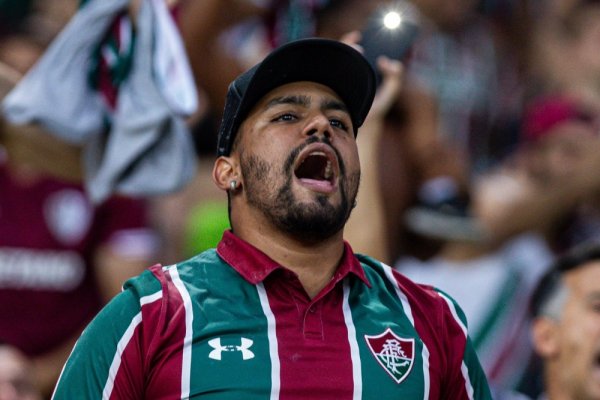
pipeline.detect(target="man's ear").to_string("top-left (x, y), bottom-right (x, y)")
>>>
top-left (213, 156), bottom-right (240, 192)
top-left (531, 317), bottom-right (560, 358)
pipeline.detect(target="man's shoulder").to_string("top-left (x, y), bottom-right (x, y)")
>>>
top-left (354, 253), bottom-right (473, 356)
top-left (355, 253), bottom-right (441, 297)
top-left (355, 253), bottom-right (457, 317)
top-left (122, 248), bottom-right (230, 294)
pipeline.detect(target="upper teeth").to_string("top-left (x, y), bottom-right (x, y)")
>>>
top-left (303, 151), bottom-right (334, 181)
top-left (325, 161), bottom-right (332, 180)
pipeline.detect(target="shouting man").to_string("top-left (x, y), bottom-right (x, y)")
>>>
top-left (52, 38), bottom-right (491, 399)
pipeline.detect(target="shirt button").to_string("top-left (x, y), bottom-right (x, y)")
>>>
top-left (309, 306), bottom-right (316, 313)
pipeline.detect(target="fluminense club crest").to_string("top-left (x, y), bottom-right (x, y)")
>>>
top-left (365, 328), bottom-right (415, 384)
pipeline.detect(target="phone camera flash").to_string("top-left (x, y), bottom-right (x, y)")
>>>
top-left (383, 11), bottom-right (402, 30)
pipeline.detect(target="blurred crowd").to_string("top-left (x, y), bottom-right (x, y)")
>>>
top-left (1, 0), bottom-right (600, 398)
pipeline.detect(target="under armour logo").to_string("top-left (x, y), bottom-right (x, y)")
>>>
top-left (208, 337), bottom-right (255, 360)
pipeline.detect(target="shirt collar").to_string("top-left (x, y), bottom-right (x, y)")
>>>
top-left (216, 230), bottom-right (370, 286)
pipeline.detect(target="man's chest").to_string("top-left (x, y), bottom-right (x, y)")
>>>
top-left (145, 276), bottom-right (439, 399)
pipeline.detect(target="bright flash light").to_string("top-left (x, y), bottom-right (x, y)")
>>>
top-left (383, 11), bottom-right (402, 30)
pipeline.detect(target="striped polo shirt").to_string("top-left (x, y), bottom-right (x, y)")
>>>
top-left (52, 231), bottom-right (491, 399)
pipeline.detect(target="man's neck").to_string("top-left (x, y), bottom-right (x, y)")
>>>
top-left (232, 212), bottom-right (346, 299)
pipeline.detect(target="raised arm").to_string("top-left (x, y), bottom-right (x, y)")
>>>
top-left (345, 50), bottom-right (403, 263)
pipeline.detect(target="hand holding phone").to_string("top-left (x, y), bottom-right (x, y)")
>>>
top-left (360, 2), bottom-right (420, 83)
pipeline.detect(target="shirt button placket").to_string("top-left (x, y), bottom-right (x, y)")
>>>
top-left (303, 302), bottom-right (323, 339)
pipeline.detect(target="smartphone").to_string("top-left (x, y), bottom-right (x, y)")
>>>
top-left (360, 2), bottom-right (420, 83)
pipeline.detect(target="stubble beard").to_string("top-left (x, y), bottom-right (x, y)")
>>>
top-left (241, 138), bottom-right (360, 244)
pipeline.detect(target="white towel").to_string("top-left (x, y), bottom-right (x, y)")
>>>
top-left (2, 0), bottom-right (198, 203)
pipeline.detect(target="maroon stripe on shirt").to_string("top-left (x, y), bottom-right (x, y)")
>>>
top-left (141, 265), bottom-right (188, 399)
top-left (390, 269), bottom-right (465, 399)
top-left (438, 295), bottom-right (471, 399)
top-left (264, 271), bottom-right (355, 400)
top-left (109, 320), bottom-right (145, 399)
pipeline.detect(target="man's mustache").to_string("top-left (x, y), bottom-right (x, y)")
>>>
top-left (283, 136), bottom-right (346, 176)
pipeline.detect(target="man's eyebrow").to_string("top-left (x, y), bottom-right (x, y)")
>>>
top-left (264, 95), bottom-right (311, 110)
top-left (263, 95), bottom-right (348, 114)
top-left (321, 98), bottom-right (349, 114)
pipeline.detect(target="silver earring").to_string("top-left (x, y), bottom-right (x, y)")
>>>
top-left (229, 180), bottom-right (238, 191)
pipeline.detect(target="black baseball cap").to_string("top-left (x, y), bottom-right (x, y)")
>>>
top-left (216, 38), bottom-right (377, 156)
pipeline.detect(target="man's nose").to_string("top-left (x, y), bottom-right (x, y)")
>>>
top-left (304, 114), bottom-right (332, 139)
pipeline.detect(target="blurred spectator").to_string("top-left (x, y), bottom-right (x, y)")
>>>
top-left (0, 344), bottom-right (41, 400)
top-left (529, 242), bottom-right (600, 400)
top-left (371, 0), bottom-right (527, 261)
top-left (466, 94), bottom-right (600, 397)
top-left (528, 0), bottom-right (600, 113)
top-left (395, 233), bottom-right (553, 398)
top-left (344, 20), bottom-right (548, 397)
top-left (178, 0), bottom-right (271, 153)
top-left (474, 96), bottom-right (600, 253)
top-left (0, 10), bottom-right (157, 395)
top-left (350, 0), bottom-right (600, 397)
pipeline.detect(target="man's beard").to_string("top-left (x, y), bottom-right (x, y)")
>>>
top-left (240, 137), bottom-right (360, 243)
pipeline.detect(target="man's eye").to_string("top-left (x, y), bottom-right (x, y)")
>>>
top-left (273, 113), bottom-right (297, 122)
top-left (330, 119), bottom-right (348, 131)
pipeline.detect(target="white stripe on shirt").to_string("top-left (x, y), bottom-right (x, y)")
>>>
top-left (381, 262), bottom-right (431, 400)
top-left (343, 281), bottom-right (362, 400)
top-left (257, 282), bottom-right (280, 400)
top-left (438, 292), bottom-right (468, 336)
top-left (381, 262), bottom-right (415, 326)
top-left (422, 345), bottom-right (431, 400)
top-left (101, 289), bottom-right (163, 399)
top-left (169, 266), bottom-right (194, 399)
top-left (102, 312), bottom-right (143, 399)
top-left (140, 290), bottom-right (163, 306)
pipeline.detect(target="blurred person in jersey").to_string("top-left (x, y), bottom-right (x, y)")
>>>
top-left (0, 60), bottom-right (156, 396)
top-left (52, 37), bottom-right (492, 398)
top-left (529, 242), bottom-right (600, 400)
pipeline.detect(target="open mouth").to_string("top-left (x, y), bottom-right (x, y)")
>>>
top-left (294, 145), bottom-right (338, 192)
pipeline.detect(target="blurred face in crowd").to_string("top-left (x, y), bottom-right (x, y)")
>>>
top-left (532, 261), bottom-right (600, 400)
top-left (527, 120), bottom-right (597, 183)
top-left (232, 81), bottom-right (361, 242)
top-left (0, 346), bottom-right (40, 400)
